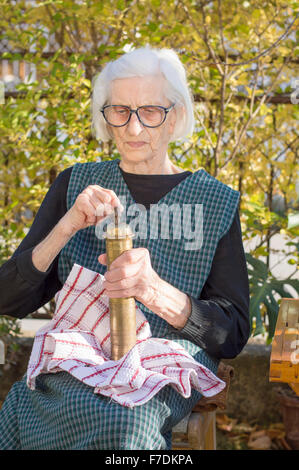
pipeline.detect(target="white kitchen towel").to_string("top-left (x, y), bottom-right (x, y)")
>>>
top-left (27, 264), bottom-right (225, 408)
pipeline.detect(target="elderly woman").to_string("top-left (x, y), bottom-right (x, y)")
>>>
top-left (0, 46), bottom-right (250, 450)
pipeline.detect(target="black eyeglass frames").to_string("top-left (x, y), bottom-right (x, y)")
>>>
top-left (100, 103), bottom-right (175, 128)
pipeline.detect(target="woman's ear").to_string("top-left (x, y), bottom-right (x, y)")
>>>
top-left (168, 106), bottom-right (177, 136)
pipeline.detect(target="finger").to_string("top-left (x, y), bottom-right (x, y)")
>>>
top-left (76, 193), bottom-right (99, 224)
top-left (109, 248), bottom-right (147, 270)
top-left (95, 202), bottom-right (115, 218)
top-left (83, 188), bottom-right (112, 216)
top-left (76, 191), bottom-right (104, 225)
top-left (104, 260), bottom-right (141, 282)
top-left (103, 287), bottom-right (136, 299)
top-left (98, 253), bottom-right (107, 265)
top-left (103, 267), bottom-right (143, 291)
top-left (101, 188), bottom-right (123, 209)
top-left (91, 186), bottom-right (124, 210)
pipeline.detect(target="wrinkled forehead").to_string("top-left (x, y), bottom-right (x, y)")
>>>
top-left (109, 74), bottom-right (169, 106)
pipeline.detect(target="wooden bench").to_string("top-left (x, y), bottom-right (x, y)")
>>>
top-left (269, 298), bottom-right (299, 397)
top-left (172, 409), bottom-right (217, 450)
top-left (269, 298), bottom-right (299, 449)
top-left (172, 362), bottom-right (234, 450)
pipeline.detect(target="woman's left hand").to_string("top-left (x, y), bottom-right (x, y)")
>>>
top-left (98, 247), bottom-right (161, 305)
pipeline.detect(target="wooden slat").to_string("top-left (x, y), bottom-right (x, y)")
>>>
top-left (203, 412), bottom-right (216, 450)
top-left (286, 299), bottom-right (299, 327)
top-left (186, 411), bottom-right (216, 450)
top-left (282, 299), bottom-right (299, 363)
top-left (282, 330), bottom-right (298, 362)
top-left (269, 362), bottom-right (295, 382)
top-left (270, 328), bottom-right (284, 362)
top-left (279, 299), bottom-right (290, 325)
top-left (187, 412), bottom-right (206, 449)
top-left (289, 383), bottom-right (299, 397)
top-left (269, 298), bottom-right (299, 385)
top-left (269, 362), bottom-right (282, 380)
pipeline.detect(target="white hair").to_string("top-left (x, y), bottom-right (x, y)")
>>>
top-left (91, 46), bottom-right (194, 142)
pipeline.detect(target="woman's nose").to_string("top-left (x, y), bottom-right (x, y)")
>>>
top-left (127, 112), bottom-right (144, 135)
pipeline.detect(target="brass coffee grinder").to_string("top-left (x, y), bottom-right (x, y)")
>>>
top-left (104, 207), bottom-right (136, 360)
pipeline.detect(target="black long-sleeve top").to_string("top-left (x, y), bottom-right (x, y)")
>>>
top-left (0, 165), bottom-right (250, 359)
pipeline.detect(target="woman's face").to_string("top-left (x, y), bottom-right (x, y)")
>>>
top-left (107, 74), bottom-right (176, 171)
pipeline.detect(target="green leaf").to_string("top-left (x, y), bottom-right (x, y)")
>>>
top-left (246, 253), bottom-right (299, 341)
top-left (252, 9), bottom-right (261, 19)
top-left (82, 78), bottom-right (91, 89)
top-left (147, 21), bottom-right (158, 32)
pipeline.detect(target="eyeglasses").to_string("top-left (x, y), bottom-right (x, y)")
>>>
top-left (101, 104), bottom-right (175, 128)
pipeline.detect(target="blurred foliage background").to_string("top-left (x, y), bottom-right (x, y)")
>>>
top-left (0, 0), bottom-right (298, 350)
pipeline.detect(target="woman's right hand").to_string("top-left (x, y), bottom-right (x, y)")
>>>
top-left (59, 185), bottom-right (124, 237)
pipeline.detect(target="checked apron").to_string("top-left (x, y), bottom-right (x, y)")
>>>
top-left (0, 158), bottom-right (240, 450)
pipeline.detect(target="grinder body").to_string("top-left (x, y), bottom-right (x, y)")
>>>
top-left (105, 225), bottom-right (136, 360)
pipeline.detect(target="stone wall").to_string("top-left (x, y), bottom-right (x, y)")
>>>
top-left (222, 342), bottom-right (287, 425)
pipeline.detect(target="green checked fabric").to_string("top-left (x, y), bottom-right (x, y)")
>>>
top-left (58, 158), bottom-right (240, 349)
top-left (0, 356), bottom-right (216, 450)
top-left (0, 158), bottom-right (240, 450)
